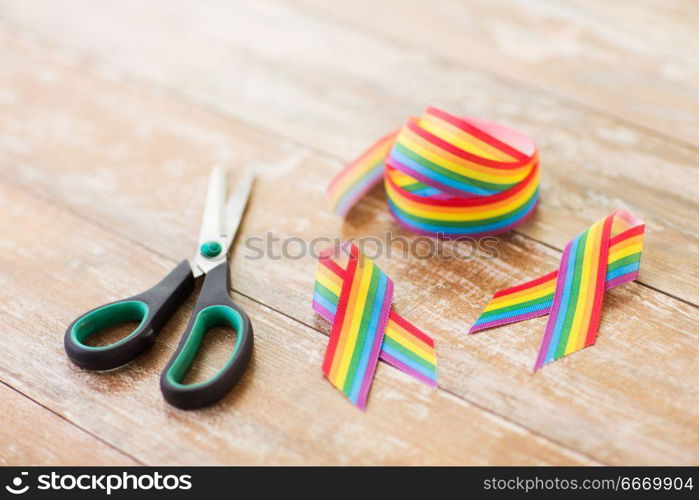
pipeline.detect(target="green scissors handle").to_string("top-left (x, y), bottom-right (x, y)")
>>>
top-left (160, 261), bottom-right (253, 409)
top-left (64, 260), bottom-right (253, 410)
top-left (64, 260), bottom-right (194, 371)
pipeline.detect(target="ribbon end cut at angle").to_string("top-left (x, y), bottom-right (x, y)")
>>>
top-left (327, 107), bottom-right (539, 237)
top-left (313, 243), bottom-right (438, 409)
top-left (470, 210), bottom-right (645, 370)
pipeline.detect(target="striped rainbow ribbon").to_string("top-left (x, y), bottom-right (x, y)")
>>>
top-left (327, 107), bottom-right (539, 237)
top-left (313, 243), bottom-right (438, 408)
top-left (470, 210), bottom-right (644, 370)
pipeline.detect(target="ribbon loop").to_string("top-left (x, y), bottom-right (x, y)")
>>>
top-left (313, 243), bottom-right (438, 408)
top-left (328, 107), bottom-right (539, 237)
top-left (470, 210), bottom-right (645, 370)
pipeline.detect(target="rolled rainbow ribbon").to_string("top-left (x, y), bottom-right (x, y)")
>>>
top-left (327, 107), bottom-right (539, 237)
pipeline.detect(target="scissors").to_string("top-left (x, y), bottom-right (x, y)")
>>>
top-left (64, 166), bottom-right (254, 410)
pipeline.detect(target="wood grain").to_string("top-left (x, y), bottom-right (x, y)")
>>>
top-left (0, 182), bottom-right (590, 465)
top-left (295, 0), bottom-right (699, 145)
top-left (0, 383), bottom-right (137, 465)
top-left (0, 27), bottom-right (696, 464)
top-left (0, 0), bottom-right (696, 303)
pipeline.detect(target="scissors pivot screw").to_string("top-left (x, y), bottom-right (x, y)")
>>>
top-left (200, 241), bottom-right (222, 258)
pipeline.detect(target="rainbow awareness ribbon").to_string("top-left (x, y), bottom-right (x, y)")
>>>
top-left (313, 243), bottom-right (438, 408)
top-left (470, 210), bottom-right (645, 370)
top-left (327, 107), bottom-right (539, 237)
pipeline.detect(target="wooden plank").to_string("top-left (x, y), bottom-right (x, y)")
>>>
top-left (0, 383), bottom-right (138, 465)
top-left (0, 27), bottom-right (697, 464)
top-left (0, 182), bottom-right (589, 465)
top-left (294, 0), bottom-right (699, 145)
top-left (0, 1), bottom-right (696, 303)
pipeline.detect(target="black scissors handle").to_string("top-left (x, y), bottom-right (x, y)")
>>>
top-left (64, 260), bottom-right (195, 371)
top-left (160, 261), bottom-right (253, 410)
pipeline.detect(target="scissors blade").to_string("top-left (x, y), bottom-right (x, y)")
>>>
top-left (192, 165), bottom-right (228, 277)
top-left (221, 167), bottom-right (255, 251)
top-left (191, 166), bottom-right (254, 277)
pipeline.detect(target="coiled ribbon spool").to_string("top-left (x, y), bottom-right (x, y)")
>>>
top-left (328, 107), bottom-right (539, 237)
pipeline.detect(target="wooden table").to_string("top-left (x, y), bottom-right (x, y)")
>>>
top-left (0, 0), bottom-right (697, 465)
